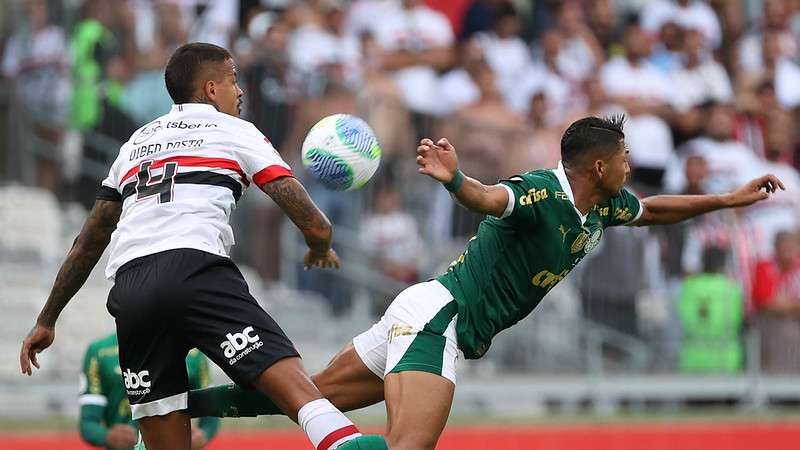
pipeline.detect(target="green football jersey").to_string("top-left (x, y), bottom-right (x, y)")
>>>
top-left (79, 333), bottom-right (214, 449)
top-left (436, 164), bottom-right (642, 359)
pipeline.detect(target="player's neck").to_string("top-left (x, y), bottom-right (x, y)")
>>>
top-left (188, 95), bottom-right (220, 112)
top-left (565, 171), bottom-right (604, 216)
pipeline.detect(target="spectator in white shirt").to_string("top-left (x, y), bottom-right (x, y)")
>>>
top-left (287, 1), bottom-right (362, 97)
top-left (2, 0), bottom-right (70, 125)
top-left (364, 0), bottom-right (456, 116)
top-left (474, 3), bottom-right (531, 106)
top-left (362, 187), bottom-right (424, 313)
top-left (438, 39), bottom-right (485, 115)
top-left (553, 0), bottom-right (604, 82)
top-left (181, 0), bottom-right (239, 49)
top-left (664, 103), bottom-right (763, 195)
top-left (640, 0), bottom-right (722, 49)
top-left (745, 110), bottom-right (800, 257)
top-left (344, 0), bottom-right (399, 37)
top-left (670, 28), bottom-right (734, 111)
top-left (600, 24), bottom-right (671, 110)
top-left (517, 29), bottom-right (582, 122)
top-left (649, 21), bottom-right (685, 74)
top-left (599, 24), bottom-right (675, 189)
top-left (738, 31), bottom-right (800, 109)
top-left (737, 0), bottom-right (798, 74)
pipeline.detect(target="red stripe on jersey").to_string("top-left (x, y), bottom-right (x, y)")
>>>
top-left (253, 165), bottom-right (293, 186)
top-left (317, 425), bottom-right (360, 450)
top-left (121, 156), bottom-right (249, 186)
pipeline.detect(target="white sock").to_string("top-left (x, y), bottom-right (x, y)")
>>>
top-left (297, 398), bottom-right (362, 450)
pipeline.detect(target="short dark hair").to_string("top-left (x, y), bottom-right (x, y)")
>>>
top-left (560, 115), bottom-right (626, 165)
top-left (165, 43), bottom-right (232, 104)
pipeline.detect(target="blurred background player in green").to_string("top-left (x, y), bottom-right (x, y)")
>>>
top-left (79, 333), bottom-right (219, 449)
top-left (678, 246), bottom-right (744, 373)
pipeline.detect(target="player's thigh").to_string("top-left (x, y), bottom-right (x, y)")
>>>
top-left (138, 410), bottom-right (191, 450)
top-left (384, 371), bottom-right (455, 450)
top-left (108, 251), bottom-right (193, 421)
top-left (176, 254), bottom-right (310, 412)
top-left (353, 280), bottom-right (459, 383)
top-left (312, 343), bottom-right (385, 412)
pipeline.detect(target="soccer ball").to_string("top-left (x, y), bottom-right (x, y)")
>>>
top-left (301, 114), bottom-right (381, 191)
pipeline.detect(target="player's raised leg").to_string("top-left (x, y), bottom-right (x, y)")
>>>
top-left (313, 343), bottom-right (386, 412)
top-left (383, 371), bottom-right (454, 450)
top-left (252, 356), bottom-right (364, 450)
top-left (339, 279), bottom-right (460, 450)
top-left (180, 249), bottom-right (364, 450)
top-left (187, 343), bottom-right (385, 418)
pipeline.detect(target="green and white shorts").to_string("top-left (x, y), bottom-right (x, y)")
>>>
top-left (353, 280), bottom-right (460, 384)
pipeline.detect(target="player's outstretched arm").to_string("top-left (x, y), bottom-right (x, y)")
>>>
top-left (20, 199), bottom-right (121, 375)
top-left (632, 174), bottom-right (785, 226)
top-left (260, 176), bottom-right (340, 270)
top-left (417, 138), bottom-right (509, 217)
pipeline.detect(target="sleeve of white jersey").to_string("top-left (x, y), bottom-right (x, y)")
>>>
top-left (96, 153), bottom-right (124, 202)
top-left (235, 124), bottom-right (294, 187)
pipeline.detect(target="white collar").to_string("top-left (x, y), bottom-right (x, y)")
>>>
top-left (170, 103), bottom-right (217, 113)
top-left (553, 160), bottom-right (588, 224)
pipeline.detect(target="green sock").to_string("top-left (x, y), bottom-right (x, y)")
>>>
top-left (187, 383), bottom-right (285, 418)
top-left (337, 435), bottom-right (388, 450)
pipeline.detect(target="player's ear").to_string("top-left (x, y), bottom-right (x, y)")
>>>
top-left (594, 159), bottom-right (605, 179)
top-left (203, 79), bottom-right (217, 101)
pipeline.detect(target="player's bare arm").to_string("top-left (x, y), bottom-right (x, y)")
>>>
top-left (417, 138), bottom-right (509, 217)
top-left (260, 176), bottom-right (340, 270)
top-left (632, 174), bottom-right (785, 226)
top-left (20, 199), bottom-right (121, 375)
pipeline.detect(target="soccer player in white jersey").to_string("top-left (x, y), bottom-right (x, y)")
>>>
top-left (20, 43), bottom-right (364, 450)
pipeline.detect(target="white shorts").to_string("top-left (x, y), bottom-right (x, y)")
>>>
top-left (353, 280), bottom-right (460, 384)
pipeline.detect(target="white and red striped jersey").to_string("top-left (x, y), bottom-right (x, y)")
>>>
top-left (97, 103), bottom-right (292, 279)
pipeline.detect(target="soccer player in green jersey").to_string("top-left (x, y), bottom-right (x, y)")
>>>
top-left (185, 116), bottom-right (784, 450)
top-left (79, 333), bottom-right (219, 449)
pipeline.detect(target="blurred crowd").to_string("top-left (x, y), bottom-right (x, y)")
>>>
top-left (1, 0), bottom-right (800, 373)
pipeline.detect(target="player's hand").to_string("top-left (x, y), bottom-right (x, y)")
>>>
top-left (20, 323), bottom-right (55, 376)
top-left (191, 426), bottom-right (208, 449)
top-left (106, 424), bottom-right (138, 449)
top-left (725, 174), bottom-right (785, 207)
top-left (304, 249), bottom-right (341, 270)
top-left (416, 138), bottom-right (459, 183)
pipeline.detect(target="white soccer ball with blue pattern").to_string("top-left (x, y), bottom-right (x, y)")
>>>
top-left (301, 114), bottom-right (381, 191)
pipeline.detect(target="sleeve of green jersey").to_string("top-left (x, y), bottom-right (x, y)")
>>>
top-left (187, 349), bottom-right (221, 441)
top-left (78, 342), bottom-right (109, 446)
top-left (597, 187), bottom-right (643, 228)
top-left (498, 172), bottom-right (540, 226)
top-left (79, 341), bottom-right (107, 407)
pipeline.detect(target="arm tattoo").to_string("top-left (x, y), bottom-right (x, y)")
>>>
top-left (260, 177), bottom-right (332, 253)
top-left (37, 200), bottom-right (121, 327)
